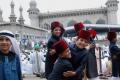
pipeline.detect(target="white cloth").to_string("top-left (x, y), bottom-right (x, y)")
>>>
top-left (0, 30), bottom-right (20, 56)
top-left (21, 59), bottom-right (33, 74)
top-left (101, 58), bottom-right (108, 73)
top-left (8, 36), bottom-right (20, 56)
top-left (30, 50), bottom-right (45, 74)
top-left (95, 48), bottom-right (100, 74)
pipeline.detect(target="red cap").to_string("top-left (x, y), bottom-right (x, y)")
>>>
top-left (74, 22), bottom-right (84, 33)
top-left (77, 30), bottom-right (90, 42)
top-left (88, 29), bottom-right (97, 39)
top-left (52, 39), bottom-right (68, 54)
top-left (51, 21), bottom-right (63, 30)
top-left (107, 31), bottom-right (117, 41)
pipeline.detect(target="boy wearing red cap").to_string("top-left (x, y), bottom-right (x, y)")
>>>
top-left (48, 40), bottom-right (75, 80)
top-left (74, 22), bottom-right (84, 36)
top-left (63, 30), bottom-right (90, 80)
top-left (107, 31), bottom-right (120, 80)
top-left (85, 29), bottom-right (100, 80)
top-left (73, 22), bottom-right (85, 42)
top-left (45, 21), bottom-right (65, 78)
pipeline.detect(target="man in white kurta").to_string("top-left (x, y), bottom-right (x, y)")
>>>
top-left (30, 44), bottom-right (45, 76)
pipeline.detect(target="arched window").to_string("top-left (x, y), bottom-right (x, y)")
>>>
top-left (96, 19), bottom-right (106, 24)
top-left (83, 20), bottom-right (92, 24)
top-left (44, 23), bottom-right (50, 30)
top-left (67, 20), bottom-right (77, 26)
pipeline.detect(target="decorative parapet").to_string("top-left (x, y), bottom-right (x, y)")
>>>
top-left (39, 7), bottom-right (107, 19)
top-left (0, 22), bottom-right (48, 32)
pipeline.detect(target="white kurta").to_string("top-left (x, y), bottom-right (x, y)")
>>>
top-left (30, 50), bottom-right (45, 75)
top-left (21, 58), bottom-right (33, 74)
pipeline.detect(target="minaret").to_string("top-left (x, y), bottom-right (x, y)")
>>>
top-left (9, 1), bottom-right (17, 23)
top-left (0, 8), bottom-right (3, 22)
top-left (27, 0), bottom-right (39, 28)
top-left (106, 0), bottom-right (119, 24)
top-left (18, 6), bottom-right (24, 25)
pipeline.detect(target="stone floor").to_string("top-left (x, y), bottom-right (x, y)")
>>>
top-left (23, 75), bottom-right (111, 80)
top-left (23, 75), bottom-right (46, 80)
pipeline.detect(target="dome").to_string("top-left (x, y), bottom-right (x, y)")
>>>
top-left (30, 0), bottom-right (36, 7)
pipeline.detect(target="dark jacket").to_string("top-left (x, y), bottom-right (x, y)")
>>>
top-left (69, 43), bottom-right (88, 80)
top-left (86, 47), bottom-right (98, 78)
top-left (109, 42), bottom-right (120, 77)
top-left (0, 51), bottom-right (22, 80)
top-left (48, 57), bottom-right (76, 80)
top-left (45, 35), bottom-right (61, 78)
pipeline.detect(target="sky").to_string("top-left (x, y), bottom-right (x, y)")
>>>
top-left (0, 0), bottom-right (120, 25)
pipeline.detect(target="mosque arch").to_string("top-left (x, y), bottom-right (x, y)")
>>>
top-left (67, 20), bottom-right (77, 26)
top-left (96, 19), bottom-right (106, 24)
top-left (44, 23), bottom-right (50, 30)
top-left (83, 20), bottom-right (92, 24)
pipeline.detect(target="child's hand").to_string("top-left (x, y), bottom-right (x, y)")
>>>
top-left (85, 44), bottom-right (90, 50)
top-left (63, 71), bottom-right (76, 77)
top-left (49, 49), bottom-right (56, 55)
top-left (90, 44), bottom-right (95, 48)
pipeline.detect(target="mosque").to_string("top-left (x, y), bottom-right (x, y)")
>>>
top-left (27, 0), bottom-right (119, 31)
top-left (0, 1), bottom-right (48, 48)
top-left (0, 0), bottom-right (119, 47)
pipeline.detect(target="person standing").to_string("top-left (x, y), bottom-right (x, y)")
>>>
top-left (74, 22), bottom-right (85, 36)
top-left (0, 30), bottom-right (22, 80)
top-left (63, 30), bottom-right (90, 80)
top-left (107, 31), bottom-right (120, 80)
top-left (85, 29), bottom-right (99, 80)
top-left (72, 22), bottom-right (85, 43)
top-left (30, 43), bottom-right (45, 77)
top-left (48, 39), bottom-right (75, 80)
top-left (45, 21), bottom-right (65, 78)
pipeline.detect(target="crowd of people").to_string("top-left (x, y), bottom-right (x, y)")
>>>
top-left (0, 21), bottom-right (120, 80)
top-left (45, 21), bottom-right (120, 80)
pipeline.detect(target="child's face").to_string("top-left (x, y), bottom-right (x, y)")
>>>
top-left (61, 48), bottom-right (71, 58)
top-left (0, 36), bottom-right (11, 53)
top-left (76, 38), bottom-right (89, 49)
top-left (52, 27), bottom-right (62, 37)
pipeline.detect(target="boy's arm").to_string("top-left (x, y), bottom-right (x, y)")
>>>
top-left (63, 54), bottom-right (88, 77)
top-left (111, 46), bottom-right (120, 55)
top-left (48, 61), bottom-right (65, 80)
top-left (75, 54), bottom-right (88, 76)
top-left (47, 41), bottom-right (56, 56)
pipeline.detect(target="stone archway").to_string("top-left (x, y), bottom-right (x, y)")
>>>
top-left (44, 23), bottom-right (50, 30)
top-left (96, 19), bottom-right (106, 24)
top-left (67, 20), bottom-right (77, 26)
top-left (84, 20), bottom-right (92, 24)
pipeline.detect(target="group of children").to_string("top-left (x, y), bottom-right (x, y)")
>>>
top-left (45, 21), bottom-right (97, 80)
top-left (0, 21), bottom-right (119, 80)
top-left (45, 21), bottom-right (120, 80)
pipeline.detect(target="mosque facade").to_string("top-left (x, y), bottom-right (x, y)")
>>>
top-left (0, 0), bottom-right (119, 47)
top-left (27, 0), bottom-right (119, 31)
top-left (0, 1), bottom-right (48, 48)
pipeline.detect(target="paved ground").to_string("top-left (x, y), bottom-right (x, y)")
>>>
top-left (23, 75), bottom-right (111, 80)
top-left (23, 75), bottom-right (46, 80)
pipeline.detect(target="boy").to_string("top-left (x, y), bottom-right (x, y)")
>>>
top-left (86, 29), bottom-right (99, 80)
top-left (107, 31), bottom-right (120, 80)
top-left (63, 30), bottom-right (91, 80)
top-left (45, 21), bottom-right (65, 78)
top-left (48, 39), bottom-right (75, 80)
top-left (0, 30), bottom-right (22, 80)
